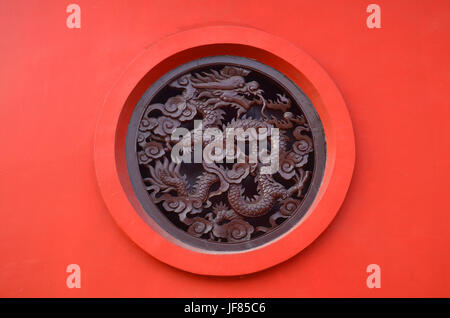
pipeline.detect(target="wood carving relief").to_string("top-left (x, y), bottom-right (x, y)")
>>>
top-left (126, 56), bottom-right (326, 250)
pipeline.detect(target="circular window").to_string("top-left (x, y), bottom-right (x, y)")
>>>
top-left (125, 56), bottom-right (326, 252)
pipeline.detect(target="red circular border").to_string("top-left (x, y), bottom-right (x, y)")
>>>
top-left (94, 26), bottom-right (355, 276)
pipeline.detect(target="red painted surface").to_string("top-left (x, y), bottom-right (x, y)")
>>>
top-left (0, 0), bottom-right (449, 297)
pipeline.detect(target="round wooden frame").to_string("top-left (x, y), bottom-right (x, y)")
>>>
top-left (94, 26), bottom-right (355, 276)
top-left (125, 55), bottom-right (327, 252)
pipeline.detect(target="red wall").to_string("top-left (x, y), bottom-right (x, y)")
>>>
top-left (0, 0), bottom-right (449, 297)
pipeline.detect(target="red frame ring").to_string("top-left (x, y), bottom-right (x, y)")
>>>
top-left (94, 26), bottom-right (355, 276)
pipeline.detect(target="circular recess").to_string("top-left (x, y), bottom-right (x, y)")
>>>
top-left (126, 56), bottom-right (326, 252)
top-left (94, 26), bottom-right (355, 276)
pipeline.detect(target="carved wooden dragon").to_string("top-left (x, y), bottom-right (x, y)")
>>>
top-left (136, 64), bottom-right (314, 243)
